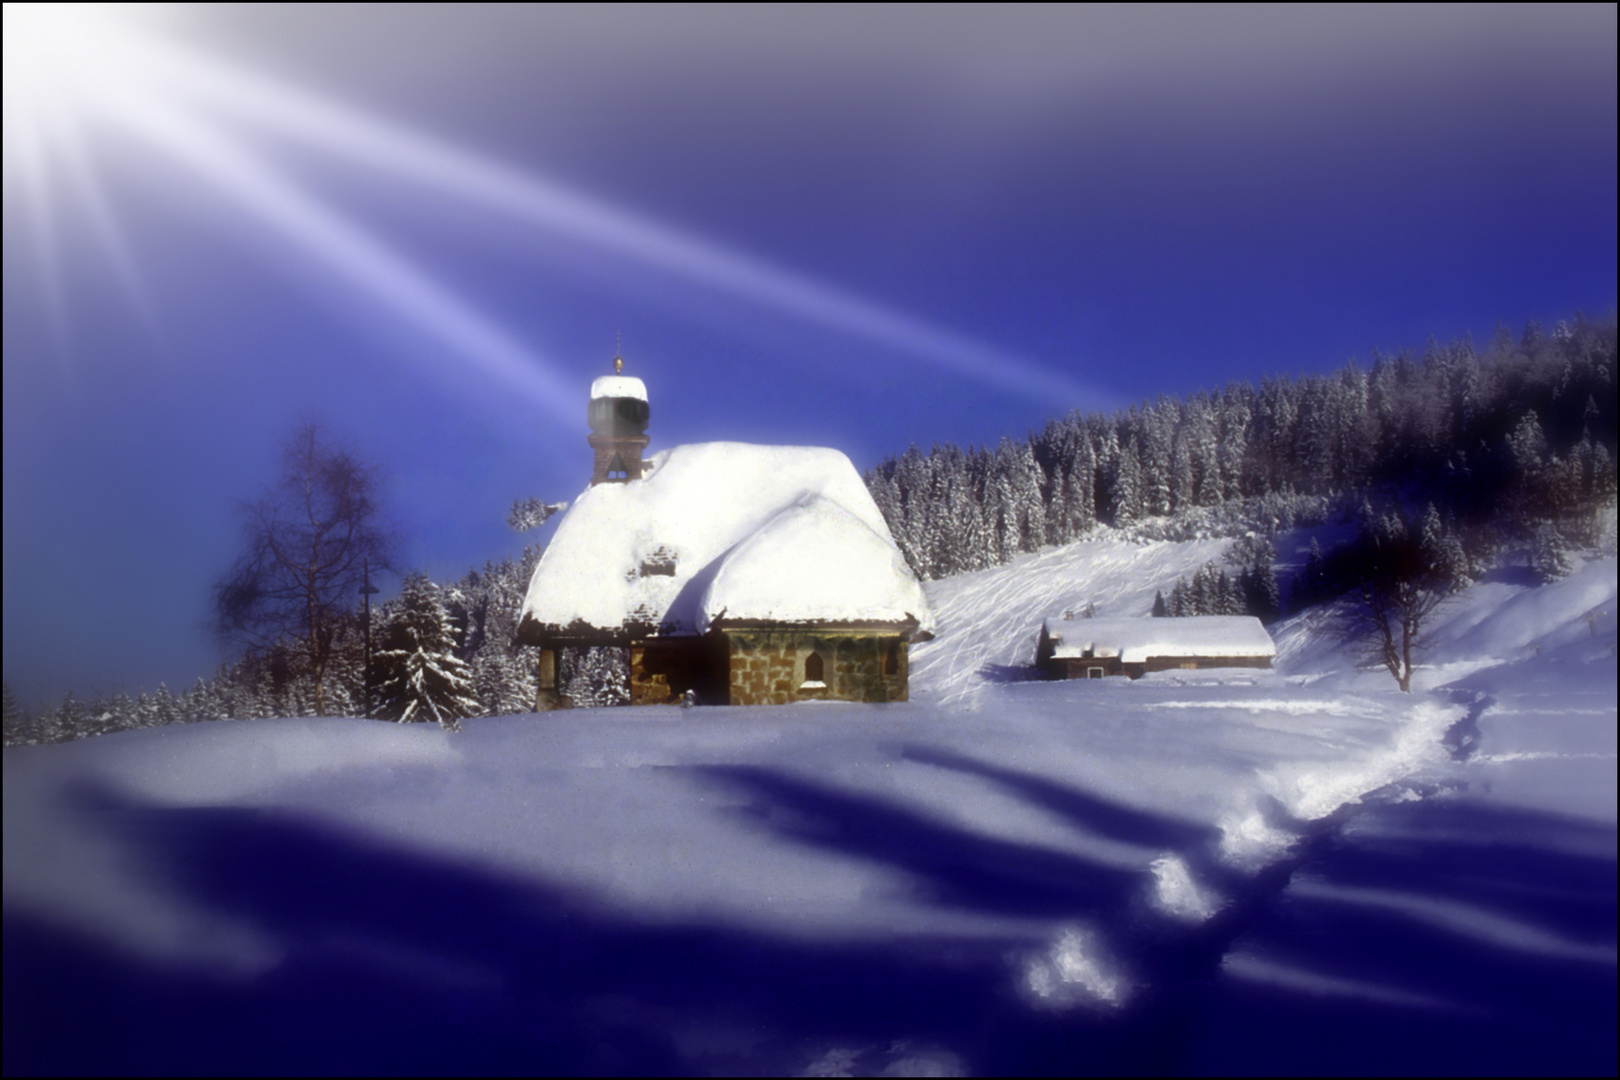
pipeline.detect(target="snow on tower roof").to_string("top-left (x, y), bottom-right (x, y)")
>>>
top-left (589, 375), bottom-right (648, 401)
top-left (519, 442), bottom-right (934, 641)
top-left (1042, 616), bottom-right (1275, 662)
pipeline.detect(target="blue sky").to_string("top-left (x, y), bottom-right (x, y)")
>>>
top-left (4, 4), bottom-right (1616, 708)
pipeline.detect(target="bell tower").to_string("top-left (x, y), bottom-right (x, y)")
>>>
top-left (587, 351), bottom-right (650, 485)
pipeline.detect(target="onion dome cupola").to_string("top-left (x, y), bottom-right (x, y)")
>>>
top-left (587, 352), bottom-right (651, 485)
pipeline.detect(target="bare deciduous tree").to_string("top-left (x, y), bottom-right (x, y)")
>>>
top-left (1353, 506), bottom-right (1462, 692)
top-left (214, 422), bottom-right (398, 714)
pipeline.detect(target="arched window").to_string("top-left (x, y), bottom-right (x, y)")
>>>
top-left (803, 651), bottom-right (824, 684)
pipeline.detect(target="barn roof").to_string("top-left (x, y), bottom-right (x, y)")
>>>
top-left (1042, 616), bottom-right (1275, 662)
top-left (518, 442), bottom-right (934, 642)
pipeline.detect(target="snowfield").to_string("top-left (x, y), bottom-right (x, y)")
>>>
top-left (5, 538), bottom-right (1615, 1075)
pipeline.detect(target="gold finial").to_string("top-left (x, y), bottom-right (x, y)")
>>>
top-left (613, 331), bottom-right (624, 374)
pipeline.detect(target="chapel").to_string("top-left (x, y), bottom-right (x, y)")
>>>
top-left (516, 355), bottom-right (934, 707)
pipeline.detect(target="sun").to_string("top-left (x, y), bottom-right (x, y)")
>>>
top-left (3, 4), bottom-right (151, 164)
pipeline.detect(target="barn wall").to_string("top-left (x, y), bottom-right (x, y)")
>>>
top-left (1046, 654), bottom-right (1271, 679)
top-left (1135, 655), bottom-right (1272, 676)
top-left (1048, 657), bottom-right (1123, 679)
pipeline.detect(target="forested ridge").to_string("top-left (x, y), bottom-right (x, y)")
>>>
top-left (866, 315), bottom-right (1616, 580)
top-left (5, 313), bottom-right (1615, 744)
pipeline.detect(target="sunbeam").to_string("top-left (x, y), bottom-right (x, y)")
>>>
top-left (5, 4), bottom-right (168, 359)
top-left (98, 87), bottom-right (578, 420)
top-left (149, 40), bottom-right (1103, 406)
top-left (7, 107), bottom-right (73, 358)
top-left (3, 5), bottom-right (1109, 409)
top-left (49, 113), bottom-right (167, 347)
top-left (4, 6), bottom-right (576, 418)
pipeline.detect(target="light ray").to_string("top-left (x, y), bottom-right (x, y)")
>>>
top-left (94, 84), bottom-right (576, 421)
top-left (6, 7), bottom-right (1113, 410)
top-left (48, 111), bottom-right (168, 347)
top-left (121, 30), bottom-right (1108, 407)
top-left (7, 102), bottom-right (74, 360)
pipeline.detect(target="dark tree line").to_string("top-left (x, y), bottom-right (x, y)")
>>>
top-left (865, 314), bottom-right (1616, 582)
top-left (3, 544), bottom-right (553, 746)
top-left (3, 534), bottom-right (641, 745)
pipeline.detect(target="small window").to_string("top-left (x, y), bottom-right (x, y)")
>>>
top-left (1087, 666), bottom-right (1104, 679)
top-left (638, 545), bottom-right (677, 577)
top-left (801, 651), bottom-right (825, 688)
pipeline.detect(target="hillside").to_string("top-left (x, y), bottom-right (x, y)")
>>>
top-left (5, 533), bottom-right (1614, 1074)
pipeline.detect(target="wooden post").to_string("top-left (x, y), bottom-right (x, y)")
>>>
top-left (535, 647), bottom-right (560, 711)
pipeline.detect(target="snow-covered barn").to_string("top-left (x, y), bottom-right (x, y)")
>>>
top-left (517, 359), bottom-right (934, 707)
top-left (1035, 615), bottom-right (1275, 679)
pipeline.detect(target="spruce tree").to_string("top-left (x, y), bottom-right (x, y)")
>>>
top-left (373, 574), bottom-right (481, 731)
top-left (2, 681), bottom-right (27, 746)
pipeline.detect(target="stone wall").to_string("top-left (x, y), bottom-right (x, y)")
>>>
top-left (724, 630), bottom-right (907, 706)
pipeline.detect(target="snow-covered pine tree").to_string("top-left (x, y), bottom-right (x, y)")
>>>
top-left (1013, 440), bottom-right (1047, 553)
top-left (1185, 399), bottom-right (1222, 507)
top-left (184, 677), bottom-right (227, 723)
top-left (1246, 556), bottom-right (1282, 623)
top-left (1109, 435), bottom-right (1144, 526)
top-left (1193, 562), bottom-right (1218, 614)
top-left (373, 573), bottom-right (481, 731)
top-left (38, 692), bottom-right (79, 744)
top-left (2, 681), bottom-right (28, 746)
top-left (1169, 427), bottom-right (1194, 514)
top-left (506, 496), bottom-right (566, 533)
top-left (561, 646), bottom-right (631, 707)
top-left (1420, 504), bottom-right (1472, 588)
top-left (1219, 390), bottom-right (1251, 501)
top-left (1143, 409), bottom-right (1175, 517)
top-left (1532, 523), bottom-right (1574, 582)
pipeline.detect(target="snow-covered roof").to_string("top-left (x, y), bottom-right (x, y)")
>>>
top-left (590, 375), bottom-right (648, 401)
top-left (519, 442), bottom-right (934, 640)
top-left (1042, 616), bottom-right (1275, 662)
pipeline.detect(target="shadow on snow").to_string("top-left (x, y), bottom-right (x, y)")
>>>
top-left (5, 756), bottom-right (1614, 1076)
top-left (1185, 795), bottom-right (1617, 1077)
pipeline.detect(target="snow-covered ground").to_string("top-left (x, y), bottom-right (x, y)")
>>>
top-left (5, 539), bottom-right (1615, 1075)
